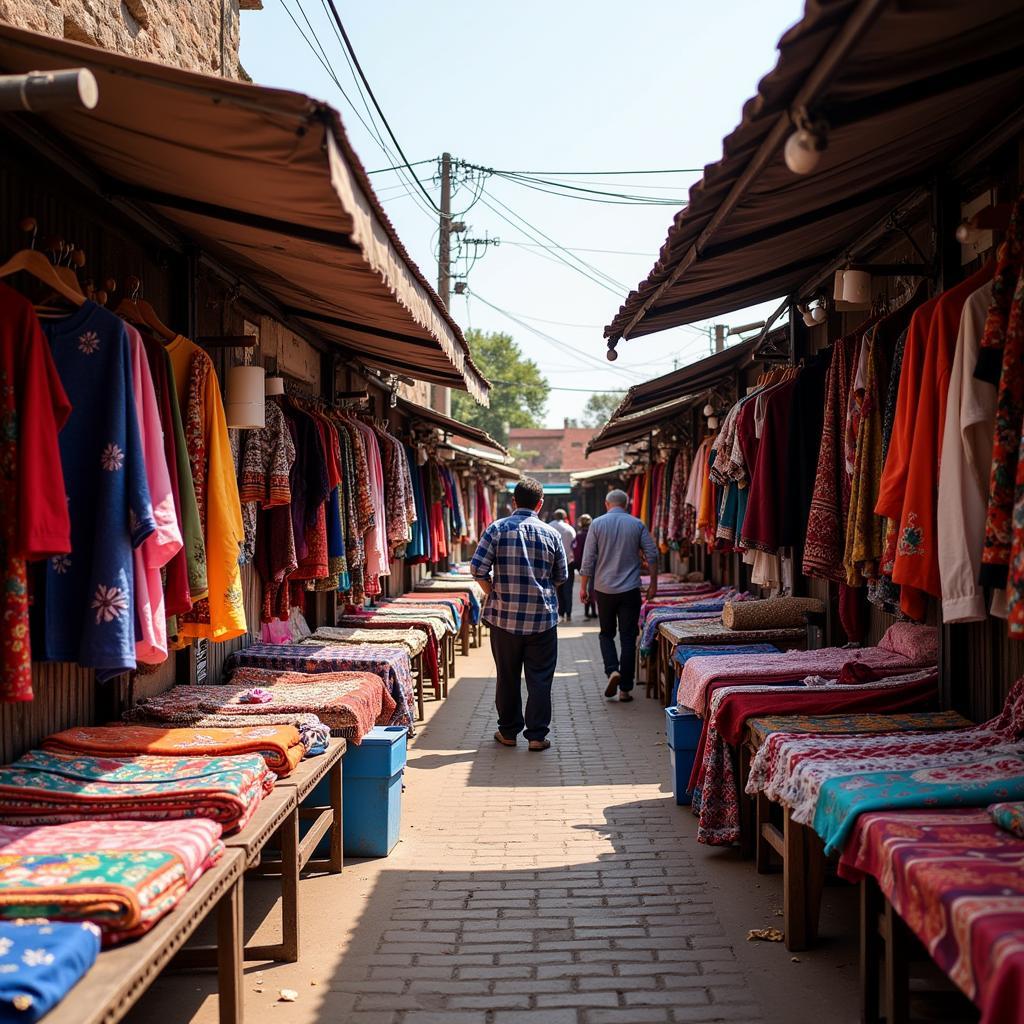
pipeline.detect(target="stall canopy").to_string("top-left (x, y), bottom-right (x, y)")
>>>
top-left (396, 398), bottom-right (509, 458)
top-left (604, 0), bottom-right (1024, 345)
top-left (569, 463), bottom-right (629, 485)
top-left (587, 393), bottom-right (699, 454)
top-left (0, 25), bottom-right (489, 403)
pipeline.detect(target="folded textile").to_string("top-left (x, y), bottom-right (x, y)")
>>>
top-left (0, 751), bottom-right (272, 834)
top-left (307, 627), bottom-right (427, 658)
top-left (722, 596), bottom-right (825, 631)
top-left (660, 620), bottom-right (807, 647)
top-left (131, 673), bottom-right (396, 745)
top-left (43, 724), bottom-right (306, 777)
top-left (330, 616), bottom-right (441, 682)
top-left (300, 721), bottom-right (331, 756)
top-left (413, 582), bottom-right (483, 623)
top-left (677, 623), bottom-right (939, 716)
top-left (126, 708), bottom-right (322, 733)
top-left (838, 809), bottom-right (1024, 1024)
top-left (238, 688), bottom-right (272, 704)
top-left (991, 801), bottom-right (1024, 839)
top-left (640, 598), bottom-right (741, 656)
top-left (690, 669), bottom-right (941, 846)
top-left (344, 608), bottom-right (456, 637)
top-left (673, 644), bottom-right (780, 670)
top-left (746, 709), bottom-right (972, 749)
top-left (0, 919), bottom-right (100, 1020)
top-left (0, 819), bottom-right (224, 945)
top-left (224, 644), bottom-right (415, 730)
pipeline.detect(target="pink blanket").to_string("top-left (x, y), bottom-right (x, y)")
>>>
top-left (677, 623), bottom-right (938, 716)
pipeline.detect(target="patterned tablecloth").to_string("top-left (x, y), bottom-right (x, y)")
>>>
top-left (660, 619), bottom-right (807, 649)
top-left (839, 808), bottom-right (1024, 1024)
top-left (225, 643), bottom-right (415, 729)
top-left (305, 627), bottom-right (427, 658)
top-left (415, 579), bottom-right (483, 622)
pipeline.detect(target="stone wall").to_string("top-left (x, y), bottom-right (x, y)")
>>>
top-left (0, 0), bottom-right (255, 77)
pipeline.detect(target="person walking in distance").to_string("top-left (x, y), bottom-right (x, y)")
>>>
top-left (549, 508), bottom-right (576, 622)
top-left (572, 515), bottom-right (596, 618)
top-left (471, 478), bottom-right (568, 751)
top-left (578, 489), bottom-right (658, 702)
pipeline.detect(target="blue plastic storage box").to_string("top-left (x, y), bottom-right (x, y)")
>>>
top-left (665, 707), bottom-right (701, 806)
top-left (342, 726), bottom-right (408, 858)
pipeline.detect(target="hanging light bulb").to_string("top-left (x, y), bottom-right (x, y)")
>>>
top-left (702, 402), bottom-right (714, 417)
top-left (707, 416), bottom-right (719, 430)
top-left (811, 303), bottom-right (827, 324)
top-left (784, 109), bottom-right (828, 175)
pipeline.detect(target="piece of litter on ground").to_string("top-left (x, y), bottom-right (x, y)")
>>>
top-left (791, 957), bottom-right (801, 963)
top-left (774, 909), bottom-right (784, 917)
top-left (310, 980), bottom-right (318, 986)
top-left (278, 989), bottom-right (298, 1002)
top-left (747, 927), bottom-right (784, 942)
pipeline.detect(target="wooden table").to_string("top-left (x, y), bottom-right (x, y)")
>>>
top-left (45, 848), bottom-right (246, 1024)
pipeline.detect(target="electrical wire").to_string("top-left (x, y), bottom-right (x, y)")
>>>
top-left (322, 0), bottom-right (440, 213)
top-left (367, 158), bottom-right (437, 174)
top-left (503, 241), bottom-right (654, 258)
top-left (487, 167), bottom-right (704, 176)
top-left (490, 170), bottom-right (687, 206)
top-left (489, 380), bottom-right (628, 393)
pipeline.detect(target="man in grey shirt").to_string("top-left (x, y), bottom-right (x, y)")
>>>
top-left (578, 489), bottom-right (658, 702)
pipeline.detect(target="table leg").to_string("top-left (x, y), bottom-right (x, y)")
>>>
top-left (217, 875), bottom-right (244, 1024)
top-left (413, 652), bottom-right (425, 720)
top-left (783, 809), bottom-right (808, 952)
top-left (860, 879), bottom-right (882, 1024)
top-left (805, 827), bottom-right (825, 944)
top-left (883, 899), bottom-right (910, 1024)
top-left (738, 742), bottom-right (754, 860)
top-left (329, 756), bottom-right (344, 874)
top-left (755, 792), bottom-right (773, 874)
top-left (460, 617), bottom-right (470, 657)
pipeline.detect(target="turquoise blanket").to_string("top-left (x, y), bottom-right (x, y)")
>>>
top-left (813, 749), bottom-right (1024, 856)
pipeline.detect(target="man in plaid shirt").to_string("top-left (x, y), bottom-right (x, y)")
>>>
top-left (471, 477), bottom-right (567, 751)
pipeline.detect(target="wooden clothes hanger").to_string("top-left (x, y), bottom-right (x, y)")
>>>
top-left (0, 249), bottom-right (85, 308)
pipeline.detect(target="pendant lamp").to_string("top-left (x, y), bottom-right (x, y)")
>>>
top-left (225, 365), bottom-right (266, 429)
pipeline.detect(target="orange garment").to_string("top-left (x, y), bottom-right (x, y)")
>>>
top-left (696, 443), bottom-right (717, 546)
top-left (889, 264), bottom-right (993, 619)
top-left (42, 724), bottom-right (304, 777)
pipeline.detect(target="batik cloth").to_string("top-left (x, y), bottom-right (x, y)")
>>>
top-left (673, 643), bottom-right (780, 670)
top-left (414, 580), bottom-right (483, 623)
top-left (385, 595), bottom-right (467, 629)
top-left (224, 643), bottom-right (414, 729)
top-left (692, 669), bottom-right (941, 846)
top-left (329, 616), bottom-right (440, 682)
top-left (132, 673), bottom-right (396, 744)
top-left (306, 627), bottom-right (427, 658)
top-left (42, 724), bottom-right (305, 777)
top-left (0, 919), bottom-right (99, 1021)
top-left (0, 751), bottom-right (271, 834)
top-left (37, 302), bottom-right (155, 675)
top-left (659, 619), bottom-right (806, 649)
top-left (838, 808), bottom-right (1024, 1024)
top-left (638, 598), bottom-right (739, 657)
top-left (0, 818), bottom-right (223, 944)
top-left (991, 801), bottom-right (1024, 839)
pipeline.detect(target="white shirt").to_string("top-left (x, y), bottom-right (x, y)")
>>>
top-left (937, 281), bottom-right (1001, 622)
top-left (549, 519), bottom-right (576, 562)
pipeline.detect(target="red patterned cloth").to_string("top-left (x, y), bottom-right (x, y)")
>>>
top-left (839, 809), bottom-right (1024, 1024)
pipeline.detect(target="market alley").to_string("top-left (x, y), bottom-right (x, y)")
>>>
top-left (133, 620), bottom-right (859, 1024)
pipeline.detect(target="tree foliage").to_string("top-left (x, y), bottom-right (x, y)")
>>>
top-left (580, 391), bottom-right (623, 427)
top-left (451, 329), bottom-right (549, 444)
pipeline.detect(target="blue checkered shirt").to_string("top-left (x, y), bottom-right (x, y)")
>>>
top-left (471, 509), bottom-right (568, 635)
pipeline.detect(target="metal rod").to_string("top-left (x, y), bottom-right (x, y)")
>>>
top-left (616, 0), bottom-right (891, 341)
top-left (0, 69), bottom-right (97, 112)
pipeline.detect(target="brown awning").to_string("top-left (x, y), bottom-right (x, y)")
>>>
top-left (612, 338), bottom-right (758, 417)
top-left (586, 393), bottom-right (700, 454)
top-left (605, 0), bottom-right (1024, 344)
top-left (397, 398), bottom-right (509, 457)
top-left (0, 25), bottom-right (488, 403)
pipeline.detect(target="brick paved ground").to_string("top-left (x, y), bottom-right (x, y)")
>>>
top-left (133, 620), bottom-right (859, 1024)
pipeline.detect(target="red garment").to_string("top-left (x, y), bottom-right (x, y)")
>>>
top-left (891, 264), bottom-right (993, 618)
top-left (0, 283), bottom-right (72, 702)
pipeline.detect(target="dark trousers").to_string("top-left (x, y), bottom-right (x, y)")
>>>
top-left (490, 623), bottom-right (558, 741)
top-left (595, 588), bottom-right (642, 691)
top-left (557, 564), bottom-right (576, 618)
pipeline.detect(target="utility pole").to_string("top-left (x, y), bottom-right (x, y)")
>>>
top-left (432, 152), bottom-right (453, 416)
top-left (713, 324), bottom-right (727, 353)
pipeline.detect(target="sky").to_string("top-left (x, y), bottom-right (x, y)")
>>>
top-left (240, 1), bottom-right (806, 426)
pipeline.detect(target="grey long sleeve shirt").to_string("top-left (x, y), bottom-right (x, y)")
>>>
top-left (579, 508), bottom-right (659, 594)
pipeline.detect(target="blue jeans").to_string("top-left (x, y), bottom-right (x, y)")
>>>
top-left (595, 588), bottom-right (642, 691)
top-left (490, 624), bottom-right (557, 741)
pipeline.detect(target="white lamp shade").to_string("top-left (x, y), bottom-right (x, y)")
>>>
top-left (225, 365), bottom-right (266, 429)
top-left (264, 375), bottom-right (285, 396)
top-left (833, 270), bottom-right (846, 301)
top-left (842, 269), bottom-right (872, 307)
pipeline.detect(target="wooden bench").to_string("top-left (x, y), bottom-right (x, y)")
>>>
top-left (44, 848), bottom-right (246, 1024)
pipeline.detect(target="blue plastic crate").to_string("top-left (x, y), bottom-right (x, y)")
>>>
top-left (668, 747), bottom-right (696, 806)
top-left (345, 726), bottom-right (408, 778)
top-left (343, 771), bottom-right (403, 857)
top-left (665, 706), bottom-right (702, 750)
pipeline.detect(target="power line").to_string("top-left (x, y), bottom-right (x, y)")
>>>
top-left (490, 169), bottom-right (687, 206)
top-left (503, 241), bottom-right (655, 258)
top-left (322, 0), bottom-right (440, 213)
top-left (490, 380), bottom-right (628, 393)
top-left (487, 167), bottom-right (704, 176)
top-left (367, 158), bottom-right (437, 174)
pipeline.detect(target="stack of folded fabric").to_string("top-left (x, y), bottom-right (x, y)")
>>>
top-left (42, 724), bottom-right (307, 777)
top-left (0, 751), bottom-right (272, 834)
top-left (0, 919), bottom-right (100, 1020)
top-left (129, 673), bottom-right (396, 745)
top-left (0, 819), bottom-right (224, 944)
top-left (305, 627), bottom-right (427, 659)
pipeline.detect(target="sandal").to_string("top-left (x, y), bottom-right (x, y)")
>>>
top-left (494, 731), bottom-right (517, 747)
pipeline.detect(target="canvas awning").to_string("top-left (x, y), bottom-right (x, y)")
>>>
top-left (569, 462), bottom-right (628, 484)
top-left (0, 25), bottom-right (488, 402)
top-left (605, 0), bottom-right (1024, 345)
top-left (586, 393), bottom-right (700, 454)
top-left (397, 398), bottom-right (509, 457)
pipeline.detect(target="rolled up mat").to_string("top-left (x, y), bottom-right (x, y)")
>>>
top-left (722, 596), bottom-right (824, 631)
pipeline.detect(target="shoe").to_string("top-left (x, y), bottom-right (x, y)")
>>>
top-left (618, 693), bottom-right (634, 703)
top-left (604, 671), bottom-right (621, 699)
top-left (494, 731), bottom-right (517, 747)
top-left (528, 739), bottom-right (551, 752)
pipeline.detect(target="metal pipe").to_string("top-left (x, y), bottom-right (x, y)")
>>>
top-left (617, 0), bottom-right (891, 341)
top-left (0, 69), bottom-right (98, 112)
